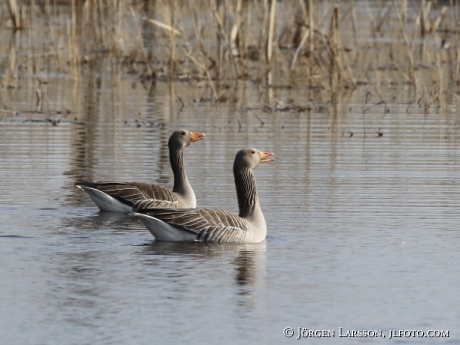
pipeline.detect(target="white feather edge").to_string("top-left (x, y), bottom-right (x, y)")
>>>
top-left (132, 212), bottom-right (197, 242)
top-left (78, 186), bottom-right (132, 213)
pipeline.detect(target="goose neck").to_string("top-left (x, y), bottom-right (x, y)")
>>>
top-left (170, 147), bottom-right (191, 194)
top-left (234, 166), bottom-right (259, 218)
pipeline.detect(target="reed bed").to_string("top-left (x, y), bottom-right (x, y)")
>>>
top-left (1, 0), bottom-right (459, 111)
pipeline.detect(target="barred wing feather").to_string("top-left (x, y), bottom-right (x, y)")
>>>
top-left (140, 208), bottom-right (251, 243)
top-left (89, 182), bottom-right (179, 207)
top-left (132, 197), bottom-right (180, 209)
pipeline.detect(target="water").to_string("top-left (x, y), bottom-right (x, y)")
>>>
top-left (0, 75), bottom-right (459, 345)
top-left (1, 0), bottom-right (460, 339)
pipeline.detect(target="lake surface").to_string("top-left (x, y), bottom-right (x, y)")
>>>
top-left (1, 0), bottom-right (460, 342)
top-left (0, 76), bottom-right (459, 344)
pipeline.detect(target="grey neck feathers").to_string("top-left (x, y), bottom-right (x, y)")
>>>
top-left (234, 165), bottom-right (258, 218)
top-left (170, 147), bottom-right (190, 194)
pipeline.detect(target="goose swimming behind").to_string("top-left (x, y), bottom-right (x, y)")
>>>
top-left (133, 148), bottom-right (274, 243)
top-left (75, 130), bottom-right (205, 212)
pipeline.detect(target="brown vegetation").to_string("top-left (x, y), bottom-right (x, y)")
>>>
top-left (0, 0), bottom-right (458, 112)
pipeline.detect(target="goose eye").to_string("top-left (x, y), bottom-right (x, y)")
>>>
top-left (181, 131), bottom-right (186, 135)
top-left (251, 151), bottom-right (255, 154)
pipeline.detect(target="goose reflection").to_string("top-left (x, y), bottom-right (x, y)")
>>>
top-left (57, 210), bottom-right (142, 236)
top-left (234, 248), bottom-right (261, 287)
top-left (143, 241), bottom-right (266, 291)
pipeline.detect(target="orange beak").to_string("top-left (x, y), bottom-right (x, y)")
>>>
top-left (190, 131), bottom-right (206, 142)
top-left (260, 151), bottom-right (275, 164)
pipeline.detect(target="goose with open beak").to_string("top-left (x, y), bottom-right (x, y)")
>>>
top-left (133, 148), bottom-right (274, 243)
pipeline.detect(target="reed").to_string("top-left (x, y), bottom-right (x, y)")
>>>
top-left (1, 0), bottom-right (459, 109)
top-left (7, 0), bottom-right (22, 30)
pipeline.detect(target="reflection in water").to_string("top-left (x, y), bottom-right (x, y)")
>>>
top-left (234, 251), bottom-right (257, 286)
top-left (144, 240), bottom-right (220, 257)
top-left (58, 210), bottom-right (137, 234)
top-left (144, 241), bottom-right (266, 291)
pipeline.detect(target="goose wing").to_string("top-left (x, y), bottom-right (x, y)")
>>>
top-left (132, 196), bottom-right (181, 209)
top-left (76, 181), bottom-right (180, 207)
top-left (135, 207), bottom-right (251, 243)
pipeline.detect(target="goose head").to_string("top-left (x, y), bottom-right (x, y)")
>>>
top-left (169, 130), bottom-right (206, 149)
top-left (234, 148), bottom-right (275, 170)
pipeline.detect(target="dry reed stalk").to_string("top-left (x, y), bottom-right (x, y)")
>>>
top-left (329, 5), bottom-right (340, 103)
top-left (192, 3), bottom-right (223, 79)
top-left (3, 35), bottom-right (17, 88)
top-left (455, 48), bottom-right (460, 90)
top-left (420, 1), bottom-right (447, 36)
top-left (43, 0), bottom-right (60, 74)
top-left (186, 0), bottom-right (220, 77)
top-left (242, 0), bottom-right (253, 66)
top-left (212, 0), bottom-right (226, 41)
top-left (340, 52), bottom-right (357, 88)
top-left (437, 52), bottom-right (445, 109)
top-left (401, 0), bottom-right (407, 25)
top-left (267, 70), bottom-right (274, 105)
top-left (350, 0), bottom-right (359, 62)
top-left (262, 0), bottom-right (269, 64)
top-left (410, 2), bottom-right (428, 63)
top-left (98, 0), bottom-right (109, 51)
top-left (392, 0), bottom-right (417, 89)
top-left (166, 2), bottom-right (177, 78)
top-left (308, 0), bottom-right (314, 64)
top-left (364, 0), bottom-right (376, 41)
top-left (211, 0), bottom-right (234, 78)
top-left (432, 6), bottom-right (448, 33)
top-left (224, 0), bottom-right (244, 89)
top-left (212, 0), bottom-right (238, 79)
top-left (330, 3), bottom-right (356, 87)
top-left (216, 2), bottom-right (224, 80)
top-left (267, 0), bottom-right (276, 66)
top-left (145, 18), bottom-right (183, 36)
top-left (421, 0), bottom-right (431, 36)
top-left (67, 0), bottom-right (81, 78)
top-left (129, 6), bottom-right (154, 77)
top-left (293, 0), bottom-right (307, 43)
top-left (6, 0), bottom-right (460, 108)
top-left (144, 12), bottom-right (219, 99)
top-left (177, 46), bottom-right (219, 99)
top-left (291, 29), bottom-right (310, 71)
top-left (35, 82), bottom-right (43, 112)
top-left (230, 0), bottom-right (243, 58)
top-left (308, 1), bottom-right (336, 89)
top-left (7, 0), bottom-right (22, 30)
top-left (187, 0), bottom-right (201, 45)
top-left (27, 3), bottom-right (37, 81)
top-left (298, 0), bottom-right (307, 20)
top-left (453, 0), bottom-right (460, 89)
top-left (86, 0), bottom-right (102, 49)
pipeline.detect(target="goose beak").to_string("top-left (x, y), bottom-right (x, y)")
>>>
top-left (190, 132), bottom-right (206, 142)
top-left (260, 151), bottom-right (275, 164)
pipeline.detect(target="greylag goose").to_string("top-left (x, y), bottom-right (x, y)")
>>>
top-left (132, 148), bottom-right (274, 243)
top-left (75, 130), bottom-right (205, 212)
